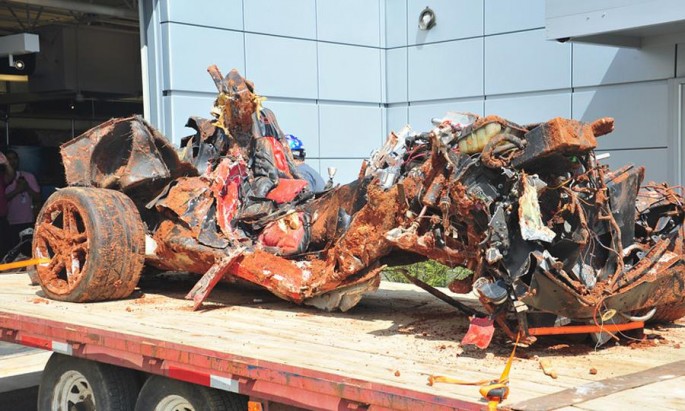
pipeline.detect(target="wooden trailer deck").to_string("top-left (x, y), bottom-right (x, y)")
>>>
top-left (0, 272), bottom-right (684, 410)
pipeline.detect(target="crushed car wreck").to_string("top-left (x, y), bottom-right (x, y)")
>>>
top-left (31, 66), bottom-right (685, 346)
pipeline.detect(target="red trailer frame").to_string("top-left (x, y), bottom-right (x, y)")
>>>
top-left (0, 312), bottom-right (482, 411)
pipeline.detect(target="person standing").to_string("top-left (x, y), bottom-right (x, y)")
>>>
top-left (4, 150), bottom-right (39, 254)
top-left (0, 151), bottom-right (15, 260)
top-left (285, 134), bottom-right (326, 193)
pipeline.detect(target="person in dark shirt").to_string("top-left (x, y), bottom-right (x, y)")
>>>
top-left (286, 134), bottom-right (326, 193)
top-left (0, 151), bottom-right (16, 260)
top-left (4, 150), bottom-right (39, 258)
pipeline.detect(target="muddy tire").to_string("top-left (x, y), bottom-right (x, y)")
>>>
top-left (33, 187), bottom-right (145, 302)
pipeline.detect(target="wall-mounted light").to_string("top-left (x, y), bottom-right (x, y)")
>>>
top-left (418, 7), bottom-right (436, 30)
top-left (8, 54), bottom-right (24, 70)
top-left (0, 33), bottom-right (38, 77)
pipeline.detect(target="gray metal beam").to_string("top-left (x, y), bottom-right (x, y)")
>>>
top-left (546, 0), bottom-right (685, 45)
top-left (4, 0), bottom-right (138, 21)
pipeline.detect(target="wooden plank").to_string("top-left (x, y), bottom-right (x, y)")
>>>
top-left (566, 375), bottom-right (685, 411)
top-left (1, 272), bottom-right (684, 410)
top-left (0, 278), bottom-right (580, 401)
top-left (0, 274), bottom-right (494, 408)
top-left (508, 360), bottom-right (685, 410)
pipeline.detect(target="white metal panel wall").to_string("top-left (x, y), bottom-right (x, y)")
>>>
top-left (161, 25), bottom-right (245, 93)
top-left (385, 0), bottom-right (407, 48)
top-left (142, 0), bottom-right (385, 183)
top-left (485, 92), bottom-right (572, 124)
top-left (319, 103), bottom-right (384, 183)
top-left (485, 0), bottom-right (545, 35)
top-left (318, 44), bottom-right (382, 102)
top-left (573, 43), bottom-right (674, 87)
top-left (245, 34), bottom-right (318, 99)
top-left (406, 0), bottom-right (483, 45)
top-left (387, 106), bottom-right (409, 135)
top-left (161, 0), bottom-right (243, 30)
top-left (141, 0), bottom-right (681, 184)
top-left (262, 100), bottom-right (320, 158)
top-left (244, 0), bottom-right (317, 39)
top-left (386, 48), bottom-right (407, 103)
top-left (162, 93), bottom-right (215, 143)
top-left (485, 29), bottom-right (571, 95)
top-left (572, 81), bottom-right (674, 183)
top-left (317, 0), bottom-right (381, 47)
top-left (408, 38), bottom-right (484, 101)
top-left (384, 0), bottom-right (679, 184)
top-left (160, 24), bottom-right (245, 140)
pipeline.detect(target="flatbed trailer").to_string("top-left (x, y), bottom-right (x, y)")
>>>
top-left (1, 272), bottom-right (684, 411)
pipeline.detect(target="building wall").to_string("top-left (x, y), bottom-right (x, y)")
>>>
top-left (141, 0), bottom-right (385, 184)
top-left (388, 0), bottom-right (681, 185)
top-left (141, 0), bottom-right (682, 185)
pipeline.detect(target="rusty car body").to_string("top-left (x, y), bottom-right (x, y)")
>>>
top-left (31, 66), bottom-right (685, 344)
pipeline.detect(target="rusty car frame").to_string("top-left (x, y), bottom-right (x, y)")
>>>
top-left (31, 66), bottom-right (685, 345)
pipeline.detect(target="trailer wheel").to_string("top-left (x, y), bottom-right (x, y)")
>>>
top-left (135, 375), bottom-right (248, 411)
top-left (33, 187), bottom-right (145, 302)
top-left (38, 353), bottom-right (139, 411)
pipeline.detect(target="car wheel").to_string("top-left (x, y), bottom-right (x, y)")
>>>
top-left (33, 187), bottom-right (145, 302)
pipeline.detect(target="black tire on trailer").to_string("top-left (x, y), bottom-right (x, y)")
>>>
top-left (37, 353), bottom-right (140, 411)
top-left (32, 187), bottom-right (146, 302)
top-left (134, 375), bottom-right (248, 411)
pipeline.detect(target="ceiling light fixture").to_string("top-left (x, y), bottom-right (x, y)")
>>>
top-left (0, 33), bottom-right (39, 73)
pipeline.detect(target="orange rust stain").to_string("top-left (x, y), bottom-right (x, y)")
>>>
top-left (231, 251), bottom-right (304, 281)
top-left (539, 117), bottom-right (597, 151)
top-left (332, 184), bottom-right (406, 275)
top-left (150, 220), bottom-right (219, 274)
top-left (307, 183), bottom-right (362, 247)
top-left (590, 117), bottom-right (614, 137)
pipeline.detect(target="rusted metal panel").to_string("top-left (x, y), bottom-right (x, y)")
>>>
top-left (511, 117), bottom-right (602, 168)
top-left (60, 116), bottom-right (196, 192)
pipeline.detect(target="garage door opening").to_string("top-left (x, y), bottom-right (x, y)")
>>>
top-left (0, 0), bottom-right (142, 196)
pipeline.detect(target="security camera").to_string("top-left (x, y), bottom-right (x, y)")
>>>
top-left (557, 37), bottom-right (571, 43)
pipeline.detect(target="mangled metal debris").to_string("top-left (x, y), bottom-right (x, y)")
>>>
top-left (32, 65), bottom-right (685, 347)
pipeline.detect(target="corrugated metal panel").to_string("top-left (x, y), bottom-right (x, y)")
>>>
top-left (408, 38), bottom-right (484, 101)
